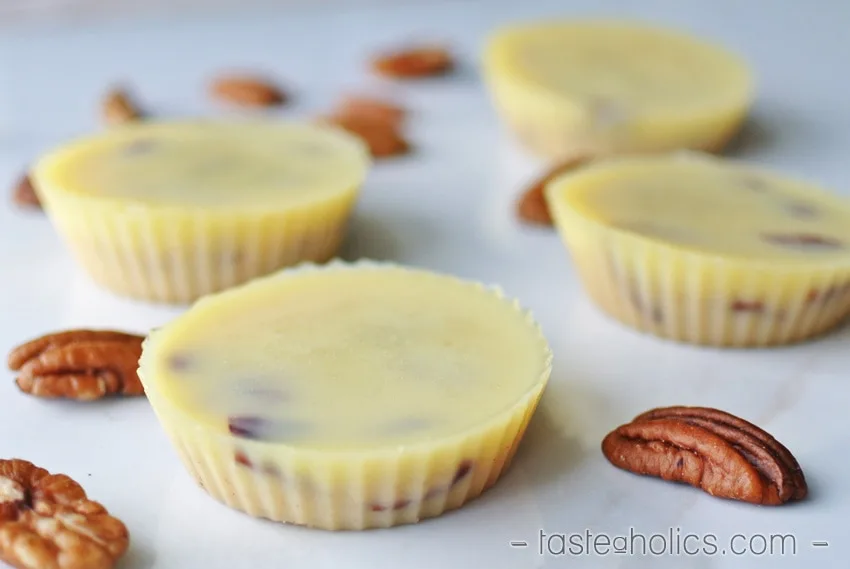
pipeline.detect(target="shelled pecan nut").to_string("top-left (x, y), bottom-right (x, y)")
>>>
top-left (601, 406), bottom-right (807, 505)
top-left (11, 173), bottom-right (40, 209)
top-left (0, 459), bottom-right (129, 569)
top-left (371, 46), bottom-right (454, 79)
top-left (517, 157), bottom-right (589, 225)
top-left (209, 75), bottom-right (286, 107)
top-left (7, 330), bottom-right (146, 400)
top-left (318, 114), bottom-right (409, 158)
top-left (335, 94), bottom-right (406, 127)
top-left (102, 88), bottom-right (142, 125)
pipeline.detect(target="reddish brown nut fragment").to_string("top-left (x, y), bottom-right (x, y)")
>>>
top-left (319, 114), bottom-right (409, 158)
top-left (0, 458), bottom-right (129, 569)
top-left (730, 300), bottom-right (765, 313)
top-left (601, 406), bottom-right (807, 505)
top-left (335, 94), bottom-right (406, 128)
top-left (369, 498), bottom-right (411, 512)
top-left (209, 74), bottom-right (286, 107)
top-left (233, 451), bottom-right (280, 478)
top-left (234, 450), bottom-right (253, 469)
top-left (11, 173), bottom-right (40, 209)
top-left (7, 330), bottom-right (145, 400)
top-left (807, 282), bottom-right (850, 303)
top-left (517, 157), bottom-right (589, 226)
top-left (102, 87), bottom-right (142, 126)
top-left (371, 46), bottom-right (453, 79)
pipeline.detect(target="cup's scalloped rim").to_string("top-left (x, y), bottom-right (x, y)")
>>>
top-left (481, 18), bottom-right (755, 127)
top-left (138, 258), bottom-right (554, 459)
top-left (544, 151), bottom-right (850, 273)
top-left (30, 118), bottom-right (372, 216)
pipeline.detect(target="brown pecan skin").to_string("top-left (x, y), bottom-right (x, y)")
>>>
top-left (335, 95), bottom-right (406, 128)
top-left (517, 157), bottom-right (588, 226)
top-left (318, 114), bottom-right (409, 158)
top-left (8, 330), bottom-right (145, 400)
top-left (601, 406), bottom-right (807, 506)
top-left (0, 459), bottom-right (129, 569)
top-left (209, 75), bottom-right (286, 107)
top-left (11, 174), bottom-right (41, 209)
top-left (102, 88), bottom-right (142, 126)
top-left (371, 46), bottom-right (454, 79)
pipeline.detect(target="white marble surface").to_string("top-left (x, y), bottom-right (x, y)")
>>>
top-left (0, 0), bottom-right (848, 567)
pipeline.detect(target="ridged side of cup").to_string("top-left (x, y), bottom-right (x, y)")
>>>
top-left (546, 182), bottom-right (850, 347)
top-left (32, 180), bottom-right (359, 304)
top-left (138, 260), bottom-right (553, 529)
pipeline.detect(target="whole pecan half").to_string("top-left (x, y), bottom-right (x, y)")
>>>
top-left (11, 173), bottom-right (40, 209)
top-left (209, 74), bottom-right (286, 107)
top-left (102, 87), bottom-right (142, 126)
top-left (371, 46), bottom-right (454, 79)
top-left (318, 114), bottom-right (409, 158)
top-left (601, 406), bottom-right (807, 505)
top-left (334, 94), bottom-right (406, 128)
top-left (0, 459), bottom-right (129, 569)
top-left (517, 157), bottom-right (589, 226)
top-left (7, 330), bottom-right (145, 400)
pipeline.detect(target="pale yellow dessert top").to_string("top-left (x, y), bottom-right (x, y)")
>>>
top-left (546, 153), bottom-right (850, 263)
top-left (485, 20), bottom-right (753, 118)
top-left (141, 264), bottom-right (551, 451)
top-left (32, 120), bottom-right (370, 210)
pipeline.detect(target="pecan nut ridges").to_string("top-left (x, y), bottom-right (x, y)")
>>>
top-left (601, 406), bottom-right (807, 505)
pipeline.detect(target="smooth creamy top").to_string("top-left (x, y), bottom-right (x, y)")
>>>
top-left (487, 21), bottom-right (752, 117)
top-left (33, 121), bottom-right (370, 209)
top-left (143, 265), bottom-right (550, 451)
top-left (547, 153), bottom-right (850, 262)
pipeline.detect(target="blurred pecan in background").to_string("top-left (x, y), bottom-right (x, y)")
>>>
top-left (371, 46), bottom-right (454, 78)
top-left (11, 173), bottom-right (40, 209)
top-left (209, 74), bottom-right (286, 107)
top-left (517, 157), bottom-right (589, 226)
top-left (102, 87), bottom-right (143, 125)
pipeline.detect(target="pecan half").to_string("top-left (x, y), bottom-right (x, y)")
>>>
top-left (209, 74), bottom-right (286, 107)
top-left (11, 173), bottom-right (40, 209)
top-left (371, 46), bottom-right (453, 79)
top-left (517, 157), bottom-right (589, 225)
top-left (0, 459), bottom-right (129, 569)
top-left (318, 114), bottom-right (409, 158)
top-left (334, 94), bottom-right (406, 128)
top-left (8, 330), bottom-right (145, 400)
top-left (102, 87), bottom-right (142, 126)
top-left (601, 406), bottom-right (807, 505)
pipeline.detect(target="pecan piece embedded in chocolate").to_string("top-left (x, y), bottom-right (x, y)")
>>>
top-left (761, 232), bottom-right (844, 251)
top-left (7, 330), bottom-right (145, 400)
top-left (730, 300), bottom-right (765, 313)
top-left (601, 406), bottom-right (807, 505)
top-left (227, 415), bottom-right (309, 442)
top-left (0, 459), bottom-right (129, 569)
